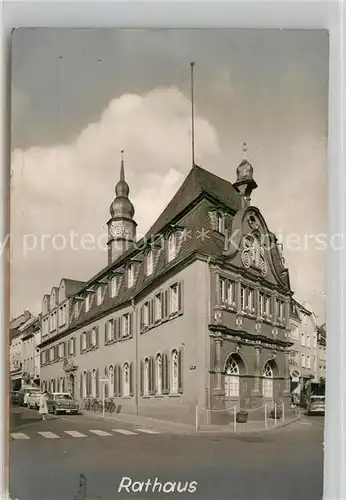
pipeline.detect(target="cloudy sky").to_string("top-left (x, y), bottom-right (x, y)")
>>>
top-left (10, 28), bottom-right (329, 321)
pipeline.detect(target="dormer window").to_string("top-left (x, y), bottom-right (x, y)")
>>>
top-left (96, 286), bottom-right (102, 306)
top-left (168, 233), bottom-right (177, 262)
top-left (146, 250), bottom-right (154, 276)
top-left (110, 276), bottom-right (118, 298)
top-left (74, 302), bottom-right (79, 319)
top-left (85, 295), bottom-right (90, 312)
top-left (217, 214), bottom-right (225, 233)
top-left (128, 265), bottom-right (134, 288)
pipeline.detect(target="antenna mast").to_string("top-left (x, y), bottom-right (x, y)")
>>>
top-left (190, 61), bottom-right (195, 166)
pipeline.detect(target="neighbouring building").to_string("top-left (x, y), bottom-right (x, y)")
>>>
top-left (39, 154), bottom-right (294, 425)
top-left (10, 310), bottom-right (33, 390)
top-left (288, 300), bottom-right (319, 396)
top-left (19, 315), bottom-right (42, 387)
top-left (317, 323), bottom-right (326, 382)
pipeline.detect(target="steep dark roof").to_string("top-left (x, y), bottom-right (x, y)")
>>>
top-left (63, 279), bottom-right (86, 297)
top-left (147, 164), bottom-right (242, 237)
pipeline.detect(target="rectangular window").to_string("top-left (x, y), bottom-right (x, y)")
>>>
top-left (85, 295), bottom-right (90, 312)
top-left (110, 276), bottom-right (118, 297)
top-left (59, 343), bottom-right (64, 358)
top-left (217, 214), bottom-right (225, 233)
top-left (219, 277), bottom-right (226, 303)
top-left (260, 293), bottom-right (265, 316)
top-left (128, 265), bottom-right (134, 288)
top-left (154, 294), bottom-right (162, 321)
top-left (97, 287), bottom-right (102, 305)
top-left (248, 288), bottom-right (254, 311)
top-left (170, 284), bottom-right (179, 314)
top-left (301, 353), bottom-right (305, 367)
top-left (265, 295), bottom-right (271, 316)
top-left (50, 347), bottom-right (54, 362)
top-left (301, 332), bottom-right (305, 347)
top-left (227, 281), bottom-right (235, 305)
top-left (74, 302), bottom-right (79, 319)
top-left (313, 335), bottom-right (317, 348)
top-left (306, 335), bottom-right (311, 348)
top-left (168, 233), bottom-right (177, 262)
top-left (123, 314), bottom-right (130, 337)
top-left (106, 320), bottom-right (113, 343)
top-left (82, 332), bottom-right (87, 351)
top-left (241, 286), bottom-right (246, 311)
top-left (143, 302), bottom-right (149, 327)
top-left (306, 355), bottom-right (311, 369)
top-left (146, 251), bottom-right (154, 276)
top-left (59, 307), bottom-right (63, 326)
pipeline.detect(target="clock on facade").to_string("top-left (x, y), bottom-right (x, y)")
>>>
top-left (110, 222), bottom-right (126, 238)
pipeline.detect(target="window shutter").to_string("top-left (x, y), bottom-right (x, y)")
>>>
top-left (140, 306), bottom-right (144, 332)
top-left (140, 360), bottom-right (144, 396)
top-left (149, 357), bottom-right (155, 395)
top-left (162, 290), bottom-right (168, 320)
top-left (149, 300), bottom-right (154, 326)
top-left (178, 348), bottom-right (183, 394)
top-left (62, 342), bottom-right (66, 358)
top-left (118, 365), bottom-right (122, 396)
top-left (87, 330), bottom-right (91, 349)
top-left (55, 345), bottom-right (58, 361)
top-left (115, 317), bottom-right (120, 341)
top-left (96, 369), bottom-right (99, 398)
top-left (162, 353), bottom-right (169, 394)
top-left (95, 326), bottom-right (99, 347)
top-left (129, 362), bottom-right (134, 396)
top-left (104, 322), bottom-right (108, 344)
top-left (114, 365), bottom-right (118, 397)
top-left (178, 281), bottom-right (184, 314)
top-left (87, 371), bottom-right (92, 397)
top-left (129, 312), bottom-right (133, 339)
top-left (80, 373), bottom-right (83, 398)
top-left (40, 352), bottom-right (43, 366)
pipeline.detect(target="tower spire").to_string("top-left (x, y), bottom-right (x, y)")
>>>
top-left (120, 149), bottom-right (125, 182)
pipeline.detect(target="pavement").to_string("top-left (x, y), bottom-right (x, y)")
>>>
top-left (79, 407), bottom-right (301, 435)
top-left (9, 405), bottom-right (324, 500)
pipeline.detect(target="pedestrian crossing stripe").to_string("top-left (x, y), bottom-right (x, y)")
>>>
top-left (135, 428), bottom-right (161, 434)
top-left (10, 433), bottom-right (30, 440)
top-left (11, 428), bottom-right (163, 440)
top-left (112, 429), bottom-right (137, 435)
top-left (37, 431), bottom-right (60, 439)
top-left (64, 431), bottom-right (87, 438)
top-left (89, 430), bottom-right (113, 436)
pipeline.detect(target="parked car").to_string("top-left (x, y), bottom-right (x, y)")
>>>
top-left (27, 391), bottom-right (42, 409)
top-left (47, 393), bottom-right (79, 415)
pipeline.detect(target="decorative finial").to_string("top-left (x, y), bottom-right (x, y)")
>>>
top-left (242, 142), bottom-right (248, 160)
top-left (120, 150), bottom-right (125, 182)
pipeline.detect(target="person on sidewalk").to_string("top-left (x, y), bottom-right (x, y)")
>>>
top-left (39, 391), bottom-right (49, 420)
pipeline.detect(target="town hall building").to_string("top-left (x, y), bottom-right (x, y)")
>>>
top-left (38, 153), bottom-right (293, 425)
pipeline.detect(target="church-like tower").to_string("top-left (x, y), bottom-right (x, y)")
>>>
top-left (107, 151), bottom-right (137, 265)
top-left (233, 142), bottom-right (258, 208)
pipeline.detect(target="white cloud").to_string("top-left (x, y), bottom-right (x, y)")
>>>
top-left (10, 87), bottom-right (220, 316)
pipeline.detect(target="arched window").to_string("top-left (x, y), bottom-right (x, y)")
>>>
top-left (108, 365), bottom-right (114, 397)
top-left (225, 356), bottom-right (240, 397)
top-left (123, 363), bottom-right (130, 397)
top-left (168, 233), bottom-right (177, 262)
top-left (59, 377), bottom-right (64, 393)
top-left (144, 358), bottom-right (149, 396)
top-left (82, 370), bottom-right (87, 398)
top-left (91, 369), bottom-right (97, 398)
top-left (263, 362), bottom-right (274, 398)
top-left (156, 353), bottom-right (162, 395)
top-left (50, 379), bottom-right (55, 393)
top-left (171, 350), bottom-right (179, 393)
top-left (146, 250), bottom-right (154, 276)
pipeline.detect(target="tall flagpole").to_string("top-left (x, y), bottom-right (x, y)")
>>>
top-left (190, 61), bottom-right (195, 166)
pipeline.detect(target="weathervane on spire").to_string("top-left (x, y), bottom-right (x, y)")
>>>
top-left (242, 142), bottom-right (248, 160)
